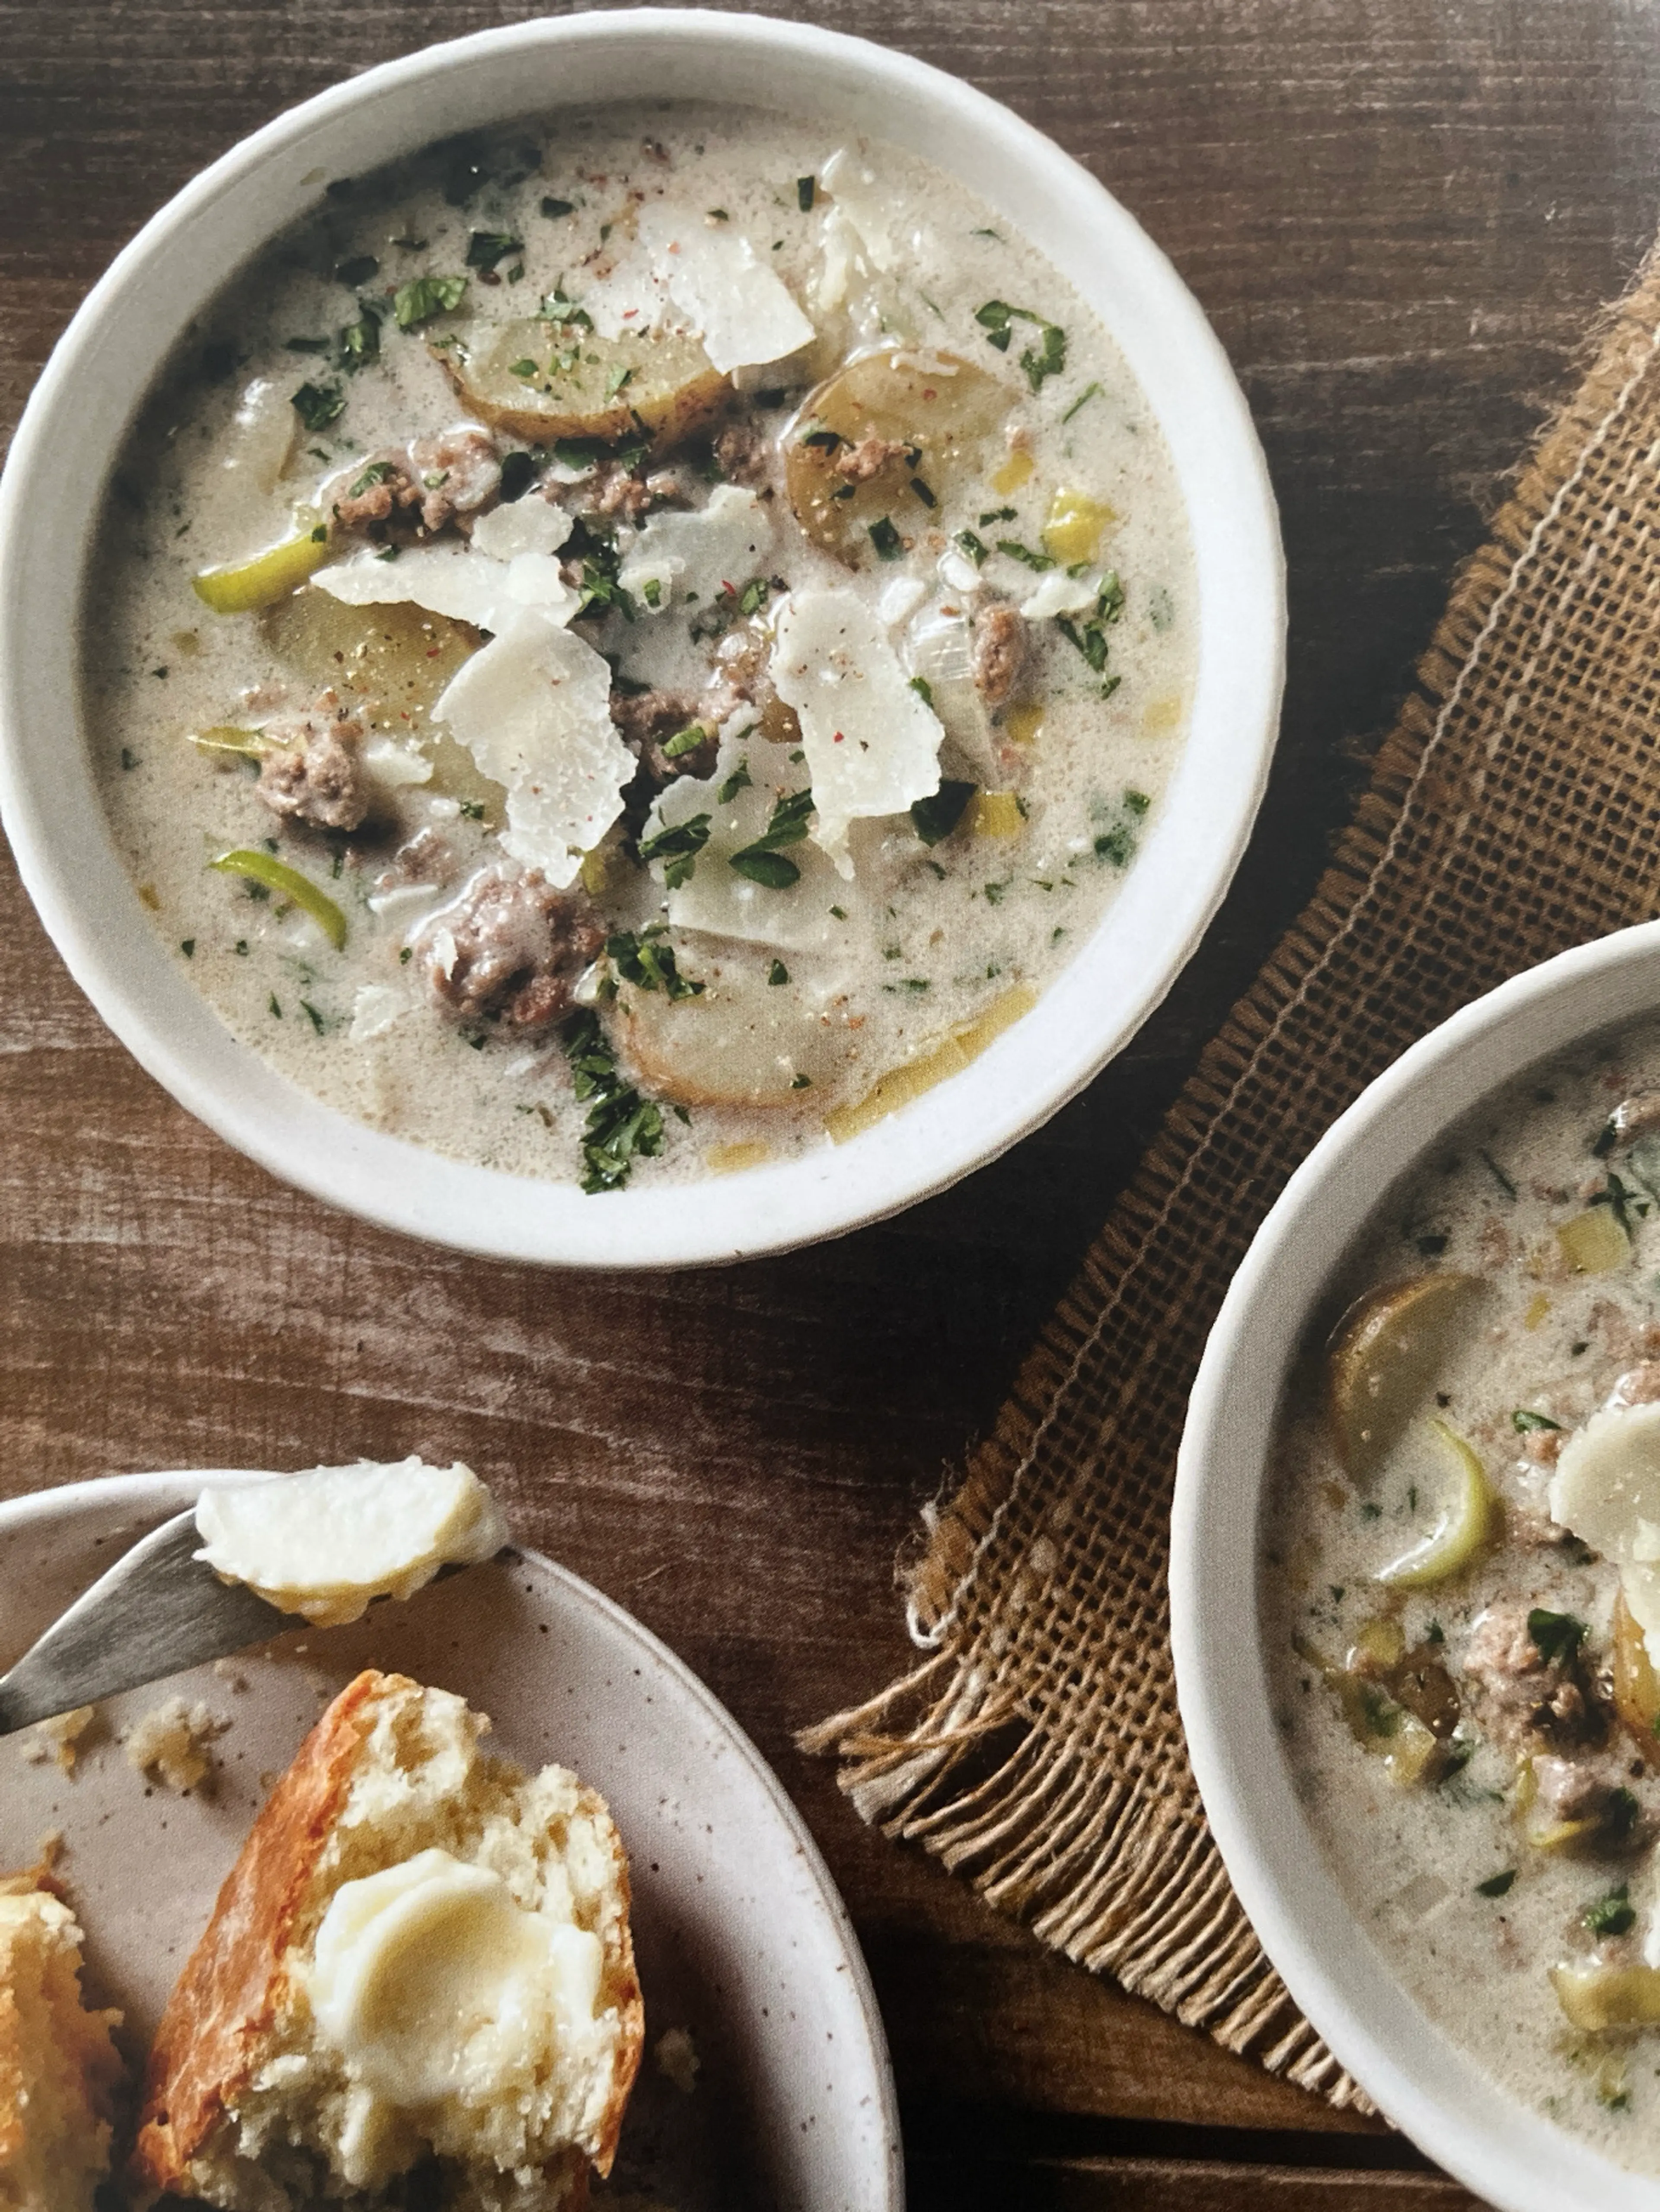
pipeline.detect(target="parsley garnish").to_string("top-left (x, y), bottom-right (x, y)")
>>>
top-left (909, 676), bottom-right (934, 706)
top-left (974, 300), bottom-right (1068, 391)
top-left (393, 274), bottom-right (469, 329)
top-left (541, 195), bottom-right (576, 218)
top-left (638, 813), bottom-right (712, 889)
top-left (562, 1008), bottom-right (665, 1193)
top-left (910, 781), bottom-right (976, 847)
top-left (868, 517), bottom-right (904, 561)
top-left (716, 759), bottom-right (752, 805)
top-left (661, 724), bottom-right (710, 761)
top-left (1585, 1884), bottom-right (1636, 1937)
top-left (300, 999), bottom-right (326, 1035)
top-left (346, 459), bottom-right (396, 499)
top-left (1512, 1409), bottom-right (1562, 1433)
top-left (1528, 1609), bottom-right (1587, 1667)
top-left (1062, 381), bottom-right (1102, 423)
top-left (1475, 1869), bottom-right (1516, 1898)
top-left (291, 381), bottom-right (345, 430)
top-left (1480, 1149), bottom-right (1518, 1199)
top-left (769, 959), bottom-right (789, 985)
top-left (338, 304), bottom-right (381, 370)
top-left (979, 505), bottom-right (1017, 526)
top-left (466, 229), bottom-right (523, 271)
top-left (797, 175), bottom-right (816, 211)
top-left (737, 577), bottom-right (770, 617)
top-left (539, 288), bottom-right (594, 331)
top-left (954, 529), bottom-right (989, 566)
top-left (285, 335), bottom-right (330, 355)
top-left (607, 926), bottom-right (703, 1000)
top-left (730, 788), bottom-right (814, 888)
top-left (1057, 572), bottom-right (1127, 695)
top-left (997, 537), bottom-right (1054, 571)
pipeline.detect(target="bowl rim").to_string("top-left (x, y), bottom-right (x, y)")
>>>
top-left (1172, 916), bottom-right (1660, 2212)
top-left (0, 6), bottom-right (1284, 1268)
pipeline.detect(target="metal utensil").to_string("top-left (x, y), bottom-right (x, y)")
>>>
top-left (0, 1506), bottom-right (492, 1734)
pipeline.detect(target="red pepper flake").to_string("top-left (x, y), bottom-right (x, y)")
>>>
top-left (923, 387), bottom-right (937, 400)
top-left (833, 730), bottom-right (846, 744)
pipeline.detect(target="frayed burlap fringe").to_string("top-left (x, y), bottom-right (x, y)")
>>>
top-left (802, 239), bottom-right (1660, 2108)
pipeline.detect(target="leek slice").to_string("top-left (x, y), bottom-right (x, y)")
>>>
top-left (1326, 1272), bottom-right (1481, 1478)
top-left (1373, 1420), bottom-right (1494, 1588)
top-left (210, 850), bottom-right (347, 950)
top-left (188, 725), bottom-right (266, 758)
top-left (194, 522), bottom-right (331, 615)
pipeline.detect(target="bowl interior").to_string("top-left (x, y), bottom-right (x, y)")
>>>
top-left (0, 8), bottom-right (1283, 1266)
top-left (1173, 918), bottom-right (1660, 2212)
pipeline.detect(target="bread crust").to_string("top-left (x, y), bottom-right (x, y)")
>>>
top-left (130, 1667), bottom-right (645, 2203)
top-left (128, 1667), bottom-right (385, 2194)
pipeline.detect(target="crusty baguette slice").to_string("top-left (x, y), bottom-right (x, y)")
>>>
top-left (0, 1864), bottom-right (124, 2212)
top-left (130, 1669), bottom-right (642, 2210)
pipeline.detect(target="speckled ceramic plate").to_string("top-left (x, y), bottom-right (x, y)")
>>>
top-left (0, 1472), bottom-right (902, 2212)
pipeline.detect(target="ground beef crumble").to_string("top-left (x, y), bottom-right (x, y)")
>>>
top-left (256, 696), bottom-right (372, 832)
top-left (412, 868), bottom-right (603, 1032)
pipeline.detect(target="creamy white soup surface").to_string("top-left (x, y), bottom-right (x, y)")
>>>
top-left (91, 106), bottom-right (1195, 1190)
top-left (1266, 1021), bottom-right (1660, 2162)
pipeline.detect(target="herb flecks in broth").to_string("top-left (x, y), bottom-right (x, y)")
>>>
top-left (90, 106), bottom-right (1195, 1190)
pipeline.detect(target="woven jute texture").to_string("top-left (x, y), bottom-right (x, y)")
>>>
top-left (802, 241), bottom-right (1660, 2105)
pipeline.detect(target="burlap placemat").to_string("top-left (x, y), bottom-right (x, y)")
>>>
top-left (803, 241), bottom-right (1660, 2105)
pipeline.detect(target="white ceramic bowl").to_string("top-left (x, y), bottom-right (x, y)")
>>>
top-left (0, 8), bottom-right (1283, 1268)
top-left (1173, 918), bottom-right (1660, 2212)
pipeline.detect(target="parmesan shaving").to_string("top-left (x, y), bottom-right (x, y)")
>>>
top-left (772, 587), bottom-right (945, 869)
top-left (617, 484), bottom-right (773, 611)
top-left (645, 737), bottom-right (847, 950)
top-left (433, 612), bottom-right (633, 888)
top-left (635, 204), bottom-right (814, 373)
top-left (312, 521), bottom-right (579, 634)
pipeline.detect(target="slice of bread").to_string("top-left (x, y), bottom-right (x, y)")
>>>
top-left (0, 1866), bottom-right (124, 2212)
top-left (130, 1670), bottom-right (643, 2210)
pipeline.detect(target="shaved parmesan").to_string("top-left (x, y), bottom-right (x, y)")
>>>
top-left (469, 500), bottom-right (572, 561)
top-left (1021, 569), bottom-right (1105, 621)
top-left (433, 611), bottom-right (632, 888)
top-left (313, 529), bottom-right (579, 634)
top-left (617, 484), bottom-right (773, 611)
top-left (773, 588), bottom-right (944, 869)
top-left (1550, 1402), bottom-right (1660, 1667)
top-left (646, 741), bottom-right (849, 951)
top-left (635, 205), bottom-right (814, 374)
top-left (820, 147), bottom-right (899, 274)
top-left (362, 738), bottom-right (433, 788)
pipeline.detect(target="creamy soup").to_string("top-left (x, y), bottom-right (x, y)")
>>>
top-left (90, 106), bottom-right (1195, 1191)
top-left (1266, 1019), bottom-right (1660, 2162)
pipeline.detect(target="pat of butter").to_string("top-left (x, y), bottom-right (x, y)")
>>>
top-left (193, 1457), bottom-right (507, 1627)
top-left (308, 1848), bottom-right (602, 2107)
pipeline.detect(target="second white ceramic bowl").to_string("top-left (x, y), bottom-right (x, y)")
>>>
top-left (0, 9), bottom-right (1283, 1267)
top-left (1173, 918), bottom-right (1660, 2212)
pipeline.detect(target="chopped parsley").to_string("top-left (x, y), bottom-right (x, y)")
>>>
top-left (346, 458), bottom-right (397, 499)
top-left (1057, 572), bottom-right (1127, 695)
top-left (716, 759), bottom-right (752, 805)
top-left (284, 335), bottom-right (330, 355)
top-left (997, 536), bottom-right (1054, 571)
top-left (954, 529), bottom-right (989, 566)
top-left (1062, 381), bottom-right (1102, 423)
top-left (290, 380), bottom-right (345, 430)
top-left (539, 287), bottom-right (594, 331)
top-left (334, 253), bottom-right (379, 288)
top-left (498, 449), bottom-right (536, 502)
top-left (797, 175), bottom-right (816, 211)
top-left (466, 229), bottom-right (523, 271)
top-left (737, 576), bottom-right (770, 617)
top-left (179, 939), bottom-right (195, 958)
top-left (299, 999), bottom-right (326, 1035)
top-left (1512, 1409), bottom-right (1562, 1433)
top-left (910, 780), bottom-right (977, 847)
top-left (606, 925), bottom-right (703, 1000)
top-left (974, 299), bottom-right (1068, 392)
top-left (541, 195), bottom-right (576, 218)
top-left (1479, 1149), bottom-right (1518, 1199)
top-left (661, 724), bottom-right (710, 760)
top-left (909, 675), bottom-right (934, 706)
top-left (338, 305), bottom-right (381, 370)
top-left (637, 813), bottom-right (712, 890)
top-left (768, 959), bottom-right (789, 985)
top-left (562, 1008), bottom-right (665, 1193)
top-left (1528, 1609), bottom-right (1587, 1667)
top-left (868, 516), bottom-right (904, 561)
top-left (458, 799), bottom-right (485, 821)
top-left (1584, 1884), bottom-right (1636, 1937)
top-left (392, 274), bottom-right (469, 329)
top-left (979, 505), bottom-right (1017, 526)
top-left (1475, 1869), bottom-right (1516, 1898)
top-left (730, 788), bottom-right (814, 888)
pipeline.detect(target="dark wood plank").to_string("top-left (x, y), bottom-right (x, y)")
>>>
top-left (1, 2), bottom-right (1654, 2199)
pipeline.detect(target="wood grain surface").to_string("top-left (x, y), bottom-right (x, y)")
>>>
top-left (3, 2), bottom-right (1655, 2203)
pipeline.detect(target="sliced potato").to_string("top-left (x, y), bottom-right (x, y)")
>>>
top-left (615, 955), bottom-right (865, 1109)
top-left (1326, 1272), bottom-right (1481, 1480)
top-left (785, 348), bottom-right (1009, 563)
top-left (1613, 1587), bottom-right (1660, 1740)
top-left (439, 320), bottom-right (727, 449)
top-left (1552, 1962), bottom-right (1660, 2031)
top-left (824, 986), bottom-right (1036, 1143)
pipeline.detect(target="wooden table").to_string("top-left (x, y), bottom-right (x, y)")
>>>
top-left (2, 3), bottom-right (1653, 2203)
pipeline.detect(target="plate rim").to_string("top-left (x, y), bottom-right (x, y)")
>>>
top-left (0, 1469), bottom-right (905, 2211)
